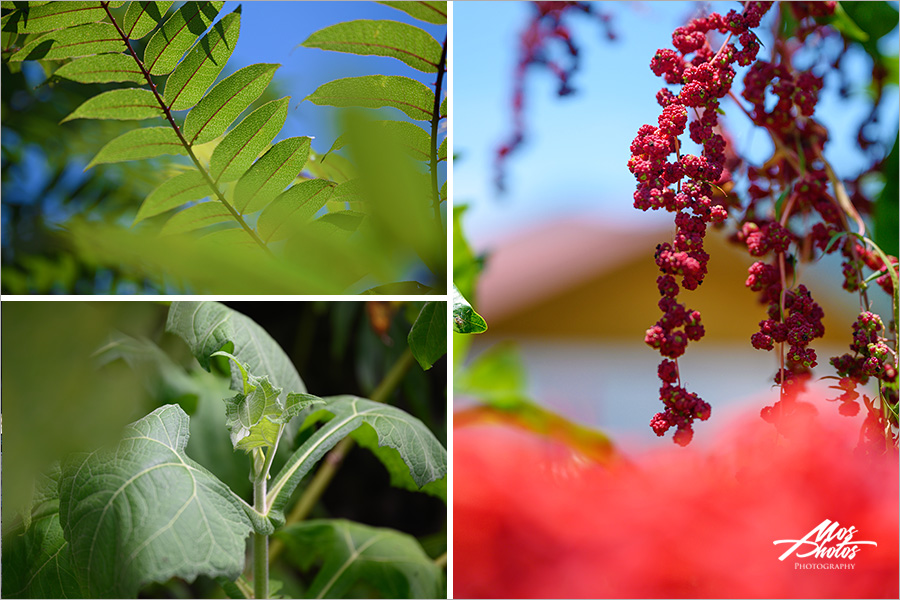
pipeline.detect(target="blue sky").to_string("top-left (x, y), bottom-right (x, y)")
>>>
top-left (454, 1), bottom-right (899, 244)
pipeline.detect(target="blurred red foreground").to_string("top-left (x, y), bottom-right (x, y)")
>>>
top-left (454, 400), bottom-right (899, 598)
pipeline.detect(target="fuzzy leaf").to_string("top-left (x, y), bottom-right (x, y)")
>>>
top-left (209, 97), bottom-right (289, 184)
top-left (134, 170), bottom-right (209, 224)
top-left (164, 7), bottom-right (240, 111)
top-left (305, 74), bottom-right (434, 121)
top-left (143, 0), bottom-right (223, 76)
top-left (160, 201), bottom-right (231, 235)
top-left (351, 425), bottom-right (447, 501)
top-left (86, 126), bottom-right (185, 169)
top-left (408, 301), bottom-right (446, 371)
top-left (10, 22), bottom-right (122, 61)
top-left (453, 284), bottom-right (487, 334)
top-left (302, 19), bottom-right (441, 73)
top-left (123, 0), bottom-right (175, 39)
top-left (6, 1), bottom-right (105, 34)
top-left (258, 179), bottom-right (335, 243)
top-left (377, 1), bottom-right (446, 25)
top-left (267, 395), bottom-right (447, 520)
top-left (61, 88), bottom-right (162, 122)
top-left (58, 405), bottom-right (254, 598)
top-left (53, 53), bottom-right (143, 83)
top-left (183, 62), bottom-right (278, 145)
top-left (275, 520), bottom-right (443, 599)
top-left (233, 136), bottom-right (311, 214)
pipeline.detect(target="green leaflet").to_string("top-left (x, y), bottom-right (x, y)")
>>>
top-left (10, 22), bottom-right (123, 61)
top-left (302, 19), bottom-right (441, 73)
top-left (2, 512), bottom-right (82, 599)
top-left (143, 0), bottom-right (223, 76)
top-left (182, 62), bottom-right (279, 145)
top-left (3, 1), bottom-right (105, 34)
top-left (408, 301), bottom-right (446, 371)
top-left (58, 405), bottom-right (254, 598)
top-left (453, 284), bottom-right (487, 334)
top-left (160, 201), bottom-right (231, 235)
top-left (234, 136), bottom-right (311, 214)
top-left (258, 179), bottom-right (335, 243)
top-left (86, 126), bottom-right (186, 169)
top-left (267, 395), bottom-right (447, 521)
top-left (377, 1), bottom-right (447, 25)
top-left (53, 53), bottom-right (143, 84)
top-left (275, 520), bottom-right (443, 599)
top-left (210, 97), bottom-right (289, 184)
top-left (439, 137), bottom-right (446, 161)
top-left (61, 88), bottom-right (162, 122)
top-left (134, 170), bottom-right (209, 224)
top-left (328, 120), bottom-right (431, 162)
top-left (164, 7), bottom-right (241, 111)
top-left (305, 74), bottom-right (435, 121)
top-left (440, 95), bottom-right (446, 118)
top-left (123, 0), bottom-right (174, 40)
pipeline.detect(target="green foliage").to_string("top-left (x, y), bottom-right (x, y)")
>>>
top-left (1, 0), bottom-right (447, 294)
top-left (453, 284), bottom-right (487, 334)
top-left (408, 301), bottom-right (447, 370)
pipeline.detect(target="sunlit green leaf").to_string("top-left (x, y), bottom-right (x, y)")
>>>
top-left (440, 96), bottom-right (446, 118)
top-left (453, 284), bottom-right (487, 334)
top-left (123, 0), bottom-right (174, 39)
top-left (305, 74), bottom-right (434, 121)
top-left (210, 97), bottom-right (289, 184)
top-left (233, 136), bottom-right (311, 213)
top-left (438, 137), bottom-right (446, 161)
top-left (160, 200), bottom-right (232, 235)
top-left (408, 301), bottom-right (446, 371)
top-left (61, 88), bottom-right (162, 122)
top-left (275, 520), bottom-right (443, 599)
top-left (6, 1), bottom-right (105, 34)
top-left (329, 120), bottom-right (431, 162)
top-left (86, 126), bottom-right (185, 169)
top-left (134, 170), bottom-right (209, 224)
top-left (258, 179), bottom-right (335, 242)
top-left (302, 19), bottom-right (441, 72)
top-left (377, 1), bottom-right (446, 25)
top-left (53, 53), bottom-right (143, 83)
top-left (183, 62), bottom-right (278, 145)
top-left (10, 22), bottom-right (123, 61)
top-left (143, 0), bottom-right (223, 75)
top-left (164, 7), bottom-right (241, 111)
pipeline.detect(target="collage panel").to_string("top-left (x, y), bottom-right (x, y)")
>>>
top-left (2, 300), bottom-right (448, 598)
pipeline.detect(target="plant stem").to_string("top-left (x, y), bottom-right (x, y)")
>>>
top-left (253, 471), bottom-right (268, 599)
top-left (429, 37), bottom-right (448, 235)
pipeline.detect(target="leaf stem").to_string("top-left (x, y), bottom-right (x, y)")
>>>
top-left (429, 36), bottom-right (447, 232)
top-left (252, 473), bottom-right (269, 599)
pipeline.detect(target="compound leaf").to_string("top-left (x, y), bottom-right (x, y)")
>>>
top-left (258, 179), bottom-right (335, 243)
top-left (10, 22), bottom-right (123, 61)
top-left (305, 74), bottom-right (434, 121)
top-left (377, 1), bottom-right (446, 25)
top-left (302, 19), bottom-right (441, 73)
top-left (183, 62), bottom-right (278, 145)
top-left (61, 88), bottom-right (162, 122)
top-left (267, 396), bottom-right (447, 520)
top-left (86, 126), bottom-right (186, 169)
top-left (164, 7), bottom-right (241, 111)
top-left (53, 53), bottom-right (144, 84)
top-left (160, 201), bottom-right (231, 235)
top-left (274, 520), bottom-right (443, 599)
top-left (58, 405), bottom-right (253, 598)
top-left (408, 301), bottom-right (446, 371)
top-left (209, 97), bottom-right (289, 184)
top-left (134, 170), bottom-right (209, 224)
top-left (123, 0), bottom-right (174, 40)
top-left (143, 0), bottom-right (223, 76)
top-left (233, 136), bottom-right (311, 214)
top-left (6, 1), bottom-right (105, 34)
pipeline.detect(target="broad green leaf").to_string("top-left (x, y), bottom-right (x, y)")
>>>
top-left (10, 22), bottom-right (123, 61)
top-left (134, 170), bottom-right (209, 224)
top-left (164, 7), bottom-right (241, 111)
top-left (210, 97), bottom-right (289, 184)
top-left (408, 301), bottom-right (446, 371)
top-left (275, 520), bottom-right (443, 599)
top-left (2, 509), bottom-right (82, 598)
top-left (53, 53), bottom-right (144, 83)
top-left (233, 136), bottom-right (311, 214)
top-left (58, 405), bottom-right (254, 598)
top-left (166, 301), bottom-right (307, 405)
top-left (61, 88), bottom-right (162, 122)
top-left (305, 74), bottom-right (434, 121)
top-left (143, 0), bottom-right (223, 76)
top-left (302, 19), bottom-right (441, 73)
top-left (86, 126), bottom-right (185, 169)
top-left (351, 424), bottom-right (446, 501)
top-left (377, 1), bottom-right (446, 25)
top-left (828, 1), bottom-right (869, 43)
top-left (183, 62), bottom-right (278, 145)
top-left (258, 179), bottom-right (335, 242)
top-left (123, 0), bottom-right (174, 39)
top-left (160, 200), bottom-right (232, 235)
top-left (453, 284), bottom-right (487, 334)
top-left (5, 1), bottom-right (105, 34)
top-left (267, 395), bottom-right (447, 521)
